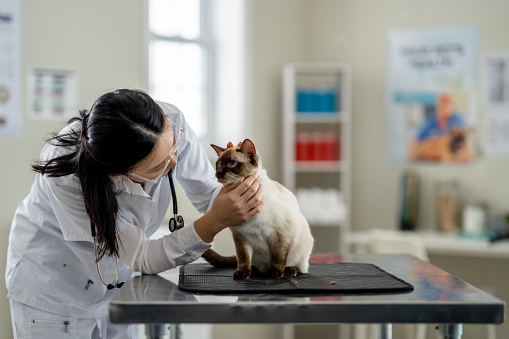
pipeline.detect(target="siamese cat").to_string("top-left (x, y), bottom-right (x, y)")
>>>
top-left (202, 139), bottom-right (314, 280)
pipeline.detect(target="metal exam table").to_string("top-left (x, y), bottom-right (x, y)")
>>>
top-left (109, 254), bottom-right (505, 339)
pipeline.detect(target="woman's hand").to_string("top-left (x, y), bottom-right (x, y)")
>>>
top-left (213, 172), bottom-right (264, 226)
top-left (194, 172), bottom-right (264, 243)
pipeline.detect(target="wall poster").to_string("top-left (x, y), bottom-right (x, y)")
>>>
top-left (0, 0), bottom-right (21, 137)
top-left (387, 26), bottom-right (478, 164)
top-left (28, 67), bottom-right (78, 121)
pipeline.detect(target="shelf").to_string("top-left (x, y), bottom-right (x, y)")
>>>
top-left (286, 62), bottom-right (347, 75)
top-left (283, 62), bottom-right (351, 261)
top-left (348, 230), bottom-right (509, 259)
top-left (309, 221), bottom-right (345, 228)
top-left (294, 112), bottom-right (347, 124)
top-left (294, 160), bottom-right (347, 172)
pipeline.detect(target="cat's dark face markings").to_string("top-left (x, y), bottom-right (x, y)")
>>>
top-left (211, 139), bottom-right (260, 185)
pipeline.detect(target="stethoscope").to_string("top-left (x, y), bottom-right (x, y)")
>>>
top-left (91, 169), bottom-right (185, 290)
top-left (168, 169), bottom-right (185, 232)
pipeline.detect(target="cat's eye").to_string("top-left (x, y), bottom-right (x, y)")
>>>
top-left (228, 161), bottom-right (237, 167)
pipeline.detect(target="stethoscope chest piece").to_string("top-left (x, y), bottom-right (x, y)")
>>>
top-left (169, 214), bottom-right (184, 232)
top-left (168, 170), bottom-right (184, 232)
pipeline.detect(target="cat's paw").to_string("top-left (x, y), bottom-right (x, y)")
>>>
top-left (284, 266), bottom-right (300, 277)
top-left (267, 267), bottom-right (285, 278)
top-left (233, 269), bottom-right (251, 280)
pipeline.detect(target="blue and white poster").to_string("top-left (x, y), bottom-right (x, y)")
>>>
top-left (387, 26), bottom-right (478, 164)
top-left (0, 0), bottom-right (21, 137)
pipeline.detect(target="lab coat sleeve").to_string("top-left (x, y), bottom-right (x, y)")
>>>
top-left (158, 102), bottom-right (222, 214)
top-left (117, 221), bottom-right (211, 274)
top-left (44, 173), bottom-right (94, 242)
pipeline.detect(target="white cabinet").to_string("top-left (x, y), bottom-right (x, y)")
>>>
top-left (282, 63), bottom-right (351, 254)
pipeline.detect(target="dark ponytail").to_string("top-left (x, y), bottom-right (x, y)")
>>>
top-left (33, 89), bottom-right (166, 260)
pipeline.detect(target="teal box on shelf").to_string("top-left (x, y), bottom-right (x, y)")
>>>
top-left (296, 87), bottom-right (338, 113)
top-left (316, 87), bottom-right (336, 113)
top-left (296, 87), bottom-right (315, 112)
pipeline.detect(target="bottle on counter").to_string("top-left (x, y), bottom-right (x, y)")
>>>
top-left (436, 180), bottom-right (459, 232)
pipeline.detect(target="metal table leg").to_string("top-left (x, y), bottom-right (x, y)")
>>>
top-left (169, 324), bottom-right (182, 339)
top-left (376, 323), bottom-right (392, 339)
top-left (145, 324), bottom-right (169, 339)
top-left (437, 324), bottom-right (463, 339)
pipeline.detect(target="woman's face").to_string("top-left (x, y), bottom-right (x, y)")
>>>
top-left (128, 120), bottom-right (178, 183)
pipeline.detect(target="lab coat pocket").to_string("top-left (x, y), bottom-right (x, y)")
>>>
top-left (33, 247), bottom-right (103, 310)
top-left (49, 256), bottom-right (102, 308)
top-left (28, 312), bottom-right (73, 338)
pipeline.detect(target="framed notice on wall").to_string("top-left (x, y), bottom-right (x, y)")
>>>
top-left (387, 26), bottom-right (478, 164)
top-left (482, 52), bottom-right (509, 109)
top-left (482, 52), bottom-right (509, 156)
top-left (28, 67), bottom-right (78, 121)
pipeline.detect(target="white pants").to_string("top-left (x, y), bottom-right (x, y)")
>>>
top-left (9, 299), bottom-right (139, 339)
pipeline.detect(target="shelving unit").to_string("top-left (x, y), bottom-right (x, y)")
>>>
top-left (282, 63), bottom-right (351, 254)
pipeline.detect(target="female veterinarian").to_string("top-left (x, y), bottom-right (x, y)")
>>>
top-left (5, 89), bottom-right (264, 338)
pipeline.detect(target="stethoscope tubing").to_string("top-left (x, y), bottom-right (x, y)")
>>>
top-left (168, 169), bottom-right (185, 232)
top-left (90, 169), bottom-right (185, 289)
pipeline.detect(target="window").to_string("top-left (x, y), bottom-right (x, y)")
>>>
top-left (147, 0), bottom-right (247, 146)
top-left (147, 0), bottom-right (210, 139)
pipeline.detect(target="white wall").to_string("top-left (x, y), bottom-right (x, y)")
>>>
top-left (302, 0), bottom-right (509, 233)
top-left (245, 1), bottom-right (509, 338)
top-left (2, 1), bottom-right (508, 339)
top-left (1, 0), bottom-right (145, 227)
top-left (0, 0), bottom-right (145, 337)
top-left (304, 5), bottom-right (509, 335)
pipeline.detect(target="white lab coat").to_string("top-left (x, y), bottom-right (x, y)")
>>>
top-left (5, 102), bottom-right (220, 319)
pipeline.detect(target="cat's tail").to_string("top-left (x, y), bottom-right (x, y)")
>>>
top-left (201, 249), bottom-right (237, 268)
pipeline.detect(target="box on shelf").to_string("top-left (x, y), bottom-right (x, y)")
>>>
top-left (295, 131), bottom-right (340, 161)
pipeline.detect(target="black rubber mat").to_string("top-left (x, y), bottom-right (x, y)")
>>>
top-left (178, 263), bottom-right (413, 294)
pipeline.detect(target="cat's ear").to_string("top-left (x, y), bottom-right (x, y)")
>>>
top-left (211, 144), bottom-right (226, 156)
top-left (240, 139), bottom-right (256, 161)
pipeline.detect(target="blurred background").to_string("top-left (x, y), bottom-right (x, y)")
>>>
top-left (0, 1), bottom-right (508, 338)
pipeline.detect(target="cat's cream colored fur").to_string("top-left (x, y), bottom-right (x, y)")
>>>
top-left (209, 139), bottom-right (314, 279)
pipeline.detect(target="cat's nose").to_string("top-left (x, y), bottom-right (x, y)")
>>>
top-left (216, 170), bottom-right (224, 178)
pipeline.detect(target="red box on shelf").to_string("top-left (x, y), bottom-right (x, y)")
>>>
top-left (295, 132), bottom-right (313, 161)
top-left (295, 132), bottom-right (340, 162)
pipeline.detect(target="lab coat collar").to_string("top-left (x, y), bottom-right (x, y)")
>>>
top-left (112, 176), bottom-right (154, 199)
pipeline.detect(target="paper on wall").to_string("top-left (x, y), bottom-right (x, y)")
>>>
top-left (485, 114), bottom-right (509, 156)
top-left (28, 67), bottom-right (78, 121)
top-left (482, 52), bottom-right (509, 109)
top-left (0, 0), bottom-right (21, 137)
